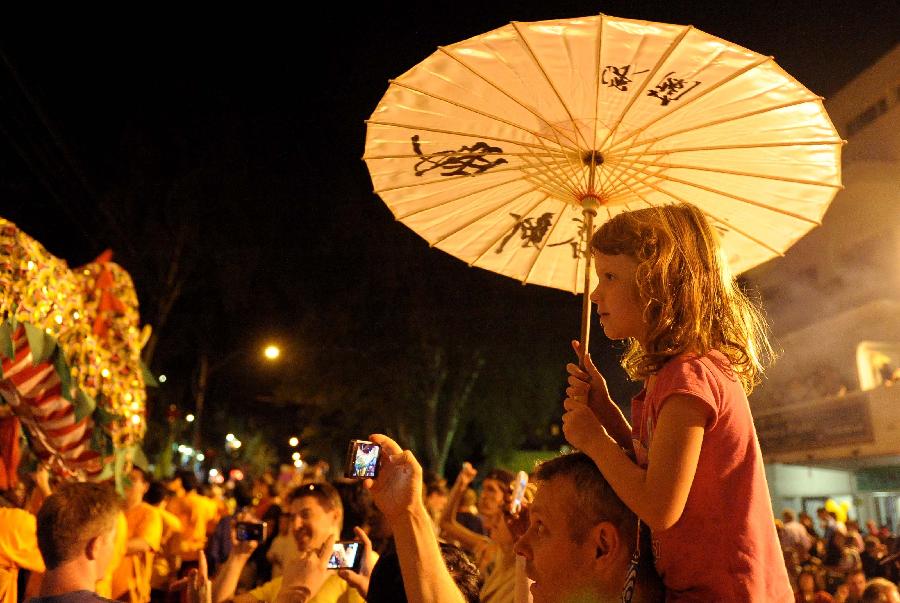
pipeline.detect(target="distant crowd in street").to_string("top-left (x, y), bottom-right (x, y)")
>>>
top-left (1, 448), bottom-right (899, 603)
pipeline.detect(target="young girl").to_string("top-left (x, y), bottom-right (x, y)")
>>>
top-left (562, 203), bottom-right (792, 601)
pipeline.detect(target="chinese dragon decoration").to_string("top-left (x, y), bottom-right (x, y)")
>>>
top-left (0, 217), bottom-right (150, 487)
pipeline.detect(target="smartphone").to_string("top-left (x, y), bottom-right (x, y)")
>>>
top-left (235, 521), bottom-right (268, 542)
top-left (327, 540), bottom-right (363, 572)
top-left (509, 470), bottom-right (528, 514)
top-left (345, 439), bottom-right (380, 479)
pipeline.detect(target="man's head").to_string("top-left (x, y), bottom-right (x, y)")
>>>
top-left (862, 578), bottom-right (900, 603)
top-left (514, 453), bottom-right (651, 603)
top-left (782, 508), bottom-right (796, 523)
top-left (124, 467), bottom-right (150, 509)
top-left (174, 469), bottom-right (198, 493)
top-left (36, 482), bottom-right (122, 575)
top-left (367, 542), bottom-right (479, 603)
top-left (286, 482), bottom-right (343, 551)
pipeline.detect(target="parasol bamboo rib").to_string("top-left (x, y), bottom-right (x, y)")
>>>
top-left (510, 21), bottom-right (593, 154)
top-left (428, 189), bottom-right (548, 248)
top-left (616, 139), bottom-right (845, 157)
top-left (432, 193), bottom-right (551, 250)
top-left (425, 44), bottom-right (595, 193)
top-left (520, 159), bottom-right (584, 201)
top-left (374, 163), bottom-right (534, 194)
top-left (625, 159), bottom-right (843, 188)
top-left (364, 151), bottom-right (566, 161)
top-left (435, 46), bottom-right (584, 148)
top-left (596, 25), bottom-right (693, 154)
top-left (366, 119), bottom-right (578, 153)
top-left (606, 96), bottom-right (823, 155)
top-left (466, 193), bottom-right (554, 268)
top-left (392, 176), bottom-right (537, 221)
top-left (617, 168), bottom-right (825, 223)
top-left (606, 54), bottom-right (774, 153)
top-left (521, 205), bottom-right (572, 286)
top-left (615, 163), bottom-right (786, 256)
top-left (387, 79), bottom-right (587, 152)
top-left (588, 14), bottom-right (606, 197)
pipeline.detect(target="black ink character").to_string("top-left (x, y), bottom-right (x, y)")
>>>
top-left (496, 212), bottom-right (555, 253)
top-left (601, 65), bottom-right (649, 92)
top-left (647, 72), bottom-right (701, 106)
top-left (412, 135), bottom-right (508, 177)
top-left (547, 217), bottom-right (588, 259)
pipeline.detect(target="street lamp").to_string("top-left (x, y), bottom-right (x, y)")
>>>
top-left (289, 436), bottom-right (299, 447)
top-left (192, 343), bottom-right (282, 450)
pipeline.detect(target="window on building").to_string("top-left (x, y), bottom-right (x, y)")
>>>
top-left (857, 341), bottom-right (900, 391)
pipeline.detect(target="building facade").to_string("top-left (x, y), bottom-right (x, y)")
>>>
top-left (745, 44), bottom-right (900, 529)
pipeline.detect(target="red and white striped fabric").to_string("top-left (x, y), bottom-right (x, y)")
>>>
top-left (0, 326), bottom-right (103, 478)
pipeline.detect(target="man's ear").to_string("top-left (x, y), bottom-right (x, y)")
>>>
top-left (589, 521), bottom-right (621, 564)
top-left (85, 534), bottom-right (101, 561)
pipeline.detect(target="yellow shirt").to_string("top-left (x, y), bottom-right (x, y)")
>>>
top-left (150, 508), bottom-right (183, 591)
top-left (111, 503), bottom-right (164, 603)
top-left (96, 511), bottom-right (129, 598)
top-left (0, 508), bottom-right (45, 603)
top-left (248, 574), bottom-right (364, 603)
top-left (167, 492), bottom-right (219, 561)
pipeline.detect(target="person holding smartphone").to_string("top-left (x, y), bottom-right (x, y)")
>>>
top-left (440, 463), bottom-right (518, 603)
top-left (212, 482), bottom-right (363, 603)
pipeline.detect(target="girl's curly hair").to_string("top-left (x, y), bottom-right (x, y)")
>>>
top-left (591, 203), bottom-right (773, 393)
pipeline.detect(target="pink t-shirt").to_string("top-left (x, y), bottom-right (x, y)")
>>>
top-left (631, 351), bottom-right (792, 602)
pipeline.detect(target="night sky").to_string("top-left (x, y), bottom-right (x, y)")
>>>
top-left (0, 4), bottom-right (897, 460)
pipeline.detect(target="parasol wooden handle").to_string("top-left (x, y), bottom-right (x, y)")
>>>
top-left (579, 197), bottom-right (599, 370)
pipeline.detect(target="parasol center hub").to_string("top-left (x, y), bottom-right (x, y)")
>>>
top-left (581, 150), bottom-right (604, 167)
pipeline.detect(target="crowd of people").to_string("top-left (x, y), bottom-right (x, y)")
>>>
top-left (2, 204), bottom-right (900, 602)
top-left (1, 444), bottom-right (898, 603)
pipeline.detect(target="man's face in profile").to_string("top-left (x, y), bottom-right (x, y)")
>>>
top-left (514, 476), bottom-right (598, 603)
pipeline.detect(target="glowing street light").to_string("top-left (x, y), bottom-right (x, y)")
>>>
top-left (159, 374), bottom-right (167, 383)
top-left (289, 436), bottom-right (299, 447)
top-left (263, 344), bottom-right (281, 360)
top-left (292, 452), bottom-right (301, 461)
top-left (226, 433), bottom-right (235, 442)
top-left (186, 414), bottom-right (195, 423)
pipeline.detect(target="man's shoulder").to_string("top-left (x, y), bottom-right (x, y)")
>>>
top-left (28, 591), bottom-right (118, 603)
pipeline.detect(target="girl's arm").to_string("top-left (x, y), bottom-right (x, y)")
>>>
top-left (567, 341), bottom-right (633, 450)
top-left (563, 393), bottom-right (707, 533)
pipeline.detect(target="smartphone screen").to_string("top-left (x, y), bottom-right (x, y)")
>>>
top-left (327, 541), bottom-right (361, 570)
top-left (510, 471), bottom-right (528, 514)
top-left (345, 440), bottom-right (380, 478)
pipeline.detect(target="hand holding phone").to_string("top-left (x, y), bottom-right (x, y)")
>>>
top-left (327, 541), bottom-right (363, 572)
top-left (509, 471), bottom-right (528, 515)
top-left (235, 521), bottom-right (268, 542)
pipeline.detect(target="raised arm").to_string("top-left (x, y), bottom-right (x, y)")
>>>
top-left (366, 434), bottom-right (467, 603)
top-left (563, 394), bottom-right (707, 533)
top-left (438, 463), bottom-right (489, 553)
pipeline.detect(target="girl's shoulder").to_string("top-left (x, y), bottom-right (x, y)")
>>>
top-left (651, 350), bottom-right (736, 404)
top-left (658, 349), bottom-right (734, 378)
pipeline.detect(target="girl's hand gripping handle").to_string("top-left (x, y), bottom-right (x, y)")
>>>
top-left (566, 340), bottom-right (633, 450)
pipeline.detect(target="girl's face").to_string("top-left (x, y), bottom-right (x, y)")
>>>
top-left (590, 252), bottom-right (647, 345)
